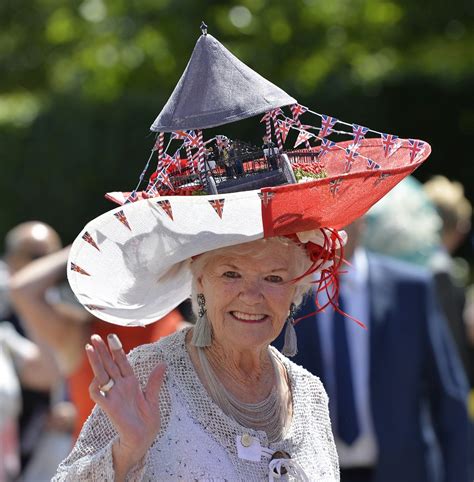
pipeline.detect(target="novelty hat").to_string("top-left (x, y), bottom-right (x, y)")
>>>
top-left (68, 27), bottom-right (431, 326)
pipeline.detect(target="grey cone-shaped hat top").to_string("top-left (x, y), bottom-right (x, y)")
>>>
top-left (150, 33), bottom-right (297, 132)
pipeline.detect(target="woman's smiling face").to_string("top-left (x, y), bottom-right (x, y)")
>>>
top-left (196, 242), bottom-right (297, 350)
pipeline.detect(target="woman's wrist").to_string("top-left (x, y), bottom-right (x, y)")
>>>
top-left (112, 438), bottom-right (147, 480)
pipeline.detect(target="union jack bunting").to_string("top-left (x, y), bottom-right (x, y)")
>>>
top-left (344, 146), bottom-right (359, 172)
top-left (366, 158), bottom-right (381, 170)
top-left (407, 139), bottom-right (425, 163)
top-left (294, 129), bottom-right (312, 148)
top-left (156, 200), bottom-right (174, 220)
top-left (381, 133), bottom-right (399, 158)
top-left (82, 231), bottom-right (100, 251)
top-left (277, 120), bottom-right (291, 144)
top-left (70, 262), bottom-right (91, 276)
top-left (185, 131), bottom-right (200, 148)
top-left (209, 198), bottom-right (225, 218)
top-left (162, 153), bottom-right (174, 167)
top-left (290, 103), bottom-right (307, 120)
top-left (319, 115), bottom-right (338, 138)
top-left (258, 191), bottom-right (275, 207)
top-left (146, 184), bottom-right (159, 197)
top-left (157, 169), bottom-right (174, 191)
top-left (125, 190), bottom-right (138, 204)
top-left (318, 139), bottom-right (336, 159)
top-left (114, 210), bottom-right (132, 231)
top-left (329, 178), bottom-right (343, 196)
top-left (352, 124), bottom-right (369, 145)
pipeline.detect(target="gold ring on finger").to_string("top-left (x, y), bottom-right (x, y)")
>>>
top-left (99, 378), bottom-right (115, 393)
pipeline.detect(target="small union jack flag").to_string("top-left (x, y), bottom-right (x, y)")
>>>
top-left (290, 103), bottom-right (307, 120)
top-left (318, 139), bottom-right (336, 159)
top-left (258, 191), bottom-right (275, 207)
top-left (125, 190), bottom-right (138, 204)
top-left (407, 139), bottom-right (425, 163)
top-left (319, 115), bottom-right (338, 138)
top-left (329, 178), bottom-right (343, 196)
top-left (277, 120), bottom-right (291, 144)
top-left (82, 231), bottom-right (100, 251)
top-left (157, 169), bottom-right (174, 191)
top-left (352, 124), bottom-right (369, 145)
top-left (294, 129), bottom-right (312, 148)
top-left (381, 133), bottom-right (399, 158)
top-left (344, 146), bottom-right (359, 172)
top-left (114, 210), bottom-right (131, 231)
top-left (156, 200), bottom-right (173, 220)
top-left (209, 198), bottom-right (225, 218)
top-left (366, 158), bottom-right (380, 170)
top-left (185, 131), bottom-right (200, 148)
top-left (70, 262), bottom-right (90, 276)
top-left (162, 153), bottom-right (174, 166)
top-left (146, 184), bottom-right (159, 197)
top-left (171, 130), bottom-right (188, 140)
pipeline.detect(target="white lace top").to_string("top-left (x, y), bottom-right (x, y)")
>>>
top-left (53, 328), bottom-right (339, 481)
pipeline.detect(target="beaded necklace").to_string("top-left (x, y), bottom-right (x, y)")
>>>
top-left (197, 347), bottom-right (290, 443)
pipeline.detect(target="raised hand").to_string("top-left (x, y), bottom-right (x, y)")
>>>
top-left (86, 334), bottom-right (166, 473)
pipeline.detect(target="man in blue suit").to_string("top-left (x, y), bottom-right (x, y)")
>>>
top-left (275, 220), bottom-right (469, 482)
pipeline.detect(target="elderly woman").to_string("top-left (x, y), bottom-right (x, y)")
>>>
top-left (53, 28), bottom-right (432, 480)
top-left (54, 235), bottom-right (340, 481)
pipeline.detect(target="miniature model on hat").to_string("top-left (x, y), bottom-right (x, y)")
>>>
top-left (56, 26), bottom-right (430, 481)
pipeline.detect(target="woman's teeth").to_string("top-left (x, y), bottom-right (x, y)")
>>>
top-left (231, 311), bottom-right (266, 321)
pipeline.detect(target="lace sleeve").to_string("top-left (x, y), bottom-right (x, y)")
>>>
top-left (53, 342), bottom-right (167, 482)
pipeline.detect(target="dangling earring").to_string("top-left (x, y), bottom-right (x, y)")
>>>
top-left (192, 293), bottom-right (212, 347)
top-left (282, 303), bottom-right (298, 357)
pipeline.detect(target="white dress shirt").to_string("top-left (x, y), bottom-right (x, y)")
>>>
top-left (317, 247), bottom-right (378, 468)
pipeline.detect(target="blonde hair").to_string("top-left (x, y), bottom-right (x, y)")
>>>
top-left (189, 237), bottom-right (314, 318)
top-left (424, 176), bottom-right (472, 234)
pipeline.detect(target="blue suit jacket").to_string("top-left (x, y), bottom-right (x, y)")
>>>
top-left (275, 253), bottom-right (469, 482)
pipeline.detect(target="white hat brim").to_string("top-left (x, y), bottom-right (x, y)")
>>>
top-left (68, 190), bottom-right (263, 326)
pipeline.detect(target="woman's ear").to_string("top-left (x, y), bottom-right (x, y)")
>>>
top-left (196, 274), bottom-right (204, 292)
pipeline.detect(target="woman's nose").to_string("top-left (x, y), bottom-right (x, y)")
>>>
top-left (239, 280), bottom-right (264, 304)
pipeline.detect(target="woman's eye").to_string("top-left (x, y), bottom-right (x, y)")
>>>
top-left (265, 275), bottom-right (283, 283)
top-left (223, 271), bottom-right (240, 278)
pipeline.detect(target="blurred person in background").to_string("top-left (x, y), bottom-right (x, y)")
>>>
top-left (0, 322), bottom-right (62, 481)
top-left (275, 216), bottom-right (469, 482)
top-left (423, 175), bottom-right (473, 384)
top-left (423, 175), bottom-right (474, 478)
top-left (10, 244), bottom-right (186, 442)
top-left (0, 221), bottom-right (73, 480)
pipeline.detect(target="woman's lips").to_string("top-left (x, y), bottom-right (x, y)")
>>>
top-left (230, 311), bottom-right (268, 323)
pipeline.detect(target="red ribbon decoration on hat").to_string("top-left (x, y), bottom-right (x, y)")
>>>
top-left (285, 229), bottom-right (366, 329)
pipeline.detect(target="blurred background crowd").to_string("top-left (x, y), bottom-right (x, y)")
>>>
top-left (1, 0), bottom-right (473, 480)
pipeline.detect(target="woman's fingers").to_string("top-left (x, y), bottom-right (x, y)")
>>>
top-left (85, 343), bottom-right (111, 387)
top-left (107, 334), bottom-right (134, 378)
top-left (90, 334), bottom-right (122, 380)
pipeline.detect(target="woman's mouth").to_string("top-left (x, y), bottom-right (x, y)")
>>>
top-left (230, 311), bottom-right (268, 323)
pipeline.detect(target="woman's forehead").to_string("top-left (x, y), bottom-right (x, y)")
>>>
top-left (208, 248), bottom-right (291, 271)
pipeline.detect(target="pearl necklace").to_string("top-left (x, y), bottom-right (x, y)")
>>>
top-left (197, 347), bottom-right (290, 443)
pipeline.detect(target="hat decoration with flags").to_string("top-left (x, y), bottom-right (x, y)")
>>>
top-left (68, 25), bottom-right (431, 327)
